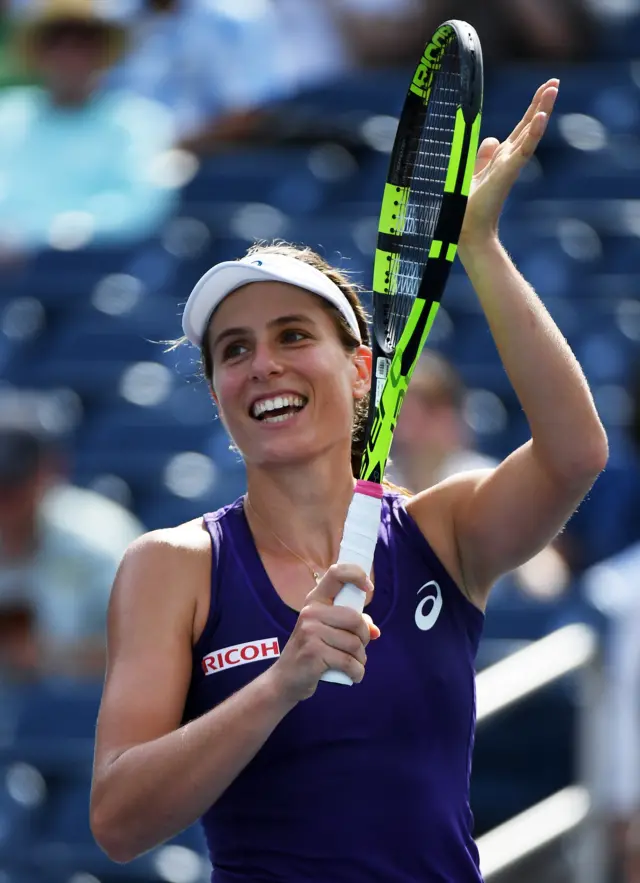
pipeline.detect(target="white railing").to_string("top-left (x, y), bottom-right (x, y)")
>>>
top-left (474, 623), bottom-right (607, 882)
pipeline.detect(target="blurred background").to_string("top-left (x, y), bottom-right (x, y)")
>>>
top-left (0, 0), bottom-right (639, 881)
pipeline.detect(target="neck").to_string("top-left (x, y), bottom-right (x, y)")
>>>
top-left (245, 457), bottom-right (356, 571)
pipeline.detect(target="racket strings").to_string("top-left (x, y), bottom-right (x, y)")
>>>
top-left (387, 42), bottom-right (461, 348)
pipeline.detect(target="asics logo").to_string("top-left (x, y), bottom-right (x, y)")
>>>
top-left (415, 580), bottom-right (442, 631)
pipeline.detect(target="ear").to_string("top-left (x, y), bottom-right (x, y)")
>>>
top-left (352, 345), bottom-right (372, 400)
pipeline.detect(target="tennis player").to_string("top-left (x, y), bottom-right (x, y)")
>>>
top-left (91, 79), bottom-right (607, 882)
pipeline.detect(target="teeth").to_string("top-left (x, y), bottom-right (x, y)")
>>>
top-left (251, 395), bottom-right (306, 418)
top-left (262, 412), bottom-right (296, 424)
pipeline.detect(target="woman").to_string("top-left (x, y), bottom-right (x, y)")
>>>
top-left (90, 79), bottom-right (607, 881)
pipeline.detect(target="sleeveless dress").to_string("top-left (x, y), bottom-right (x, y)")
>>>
top-left (183, 492), bottom-right (485, 883)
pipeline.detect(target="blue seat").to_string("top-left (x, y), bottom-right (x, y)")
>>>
top-left (1, 683), bottom-right (97, 779)
top-left (47, 314), bottom-right (160, 362)
top-left (598, 13), bottom-right (640, 60)
top-left (602, 234), bottom-right (640, 274)
top-left (75, 408), bottom-right (214, 489)
top-left (0, 771), bottom-right (44, 852)
top-left (7, 245), bottom-right (140, 305)
top-left (575, 329), bottom-right (634, 385)
top-left (546, 157), bottom-right (640, 201)
top-left (136, 449), bottom-right (246, 528)
top-left (290, 67), bottom-right (408, 116)
top-left (180, 149), bottom-right (322, 210)
top-left (136, 490), bottom-right (208, 530)
top-left (14, 681), bottom-right (101, 741)
top-left (43, 781), bottom-right (93, 847)
top-left (123, 240), bottom-right (181, 296)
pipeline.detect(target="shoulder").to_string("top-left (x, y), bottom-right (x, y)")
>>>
top-left (114, 519), bottom-right (210, 603)
top-left (106, 518), bottom-right (214, 645)
top-left (122, 517), bottom-right (212, 567)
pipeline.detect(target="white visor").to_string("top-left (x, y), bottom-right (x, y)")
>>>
top-left (182, 253), bottom-right (362, 347)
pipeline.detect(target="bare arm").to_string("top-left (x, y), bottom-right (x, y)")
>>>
top-left (90, 528), bottom-right (297, 863)
top-left (410, 81), bottom-right (607, 601)
top-left (91, 528), bottom-right (377, 863)
top-left (451, 244), bottom-right (606, 596)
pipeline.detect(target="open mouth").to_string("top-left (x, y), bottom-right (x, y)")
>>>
top-left (250, 395), bottom-right (308, 424)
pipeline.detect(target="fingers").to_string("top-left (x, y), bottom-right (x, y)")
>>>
top-left (538, 84), bottom-right (559, 117)
top-left (301, 602), bottom-right (373, 648)
top-left (363, 613), bottom-right (381, 641)
top-left (475, 137), bottom-right (500, 176)
top-left (294, 601), bottom-right (376, 685)
top-left (323, 648), bottom-right (366, 684)
top-left (306, 563), bottom-right (373, 605)
top-left (314, 621), bottom-right (368, 668)
top-left (488, 83), bottom-right (558, 171)
top-left (509, 78), bottom-right (559, 144)
top-left (512, 88), bottom-right (557, 159)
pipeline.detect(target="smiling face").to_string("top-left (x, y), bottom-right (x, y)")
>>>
top-left (206, 282), bottom-right (371, 470)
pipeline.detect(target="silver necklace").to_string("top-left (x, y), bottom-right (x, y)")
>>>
top-left (244, 495), bottom-right (324, 583)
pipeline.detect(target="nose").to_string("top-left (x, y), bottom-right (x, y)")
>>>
top-left (250, 340), bottom-right (284, 381)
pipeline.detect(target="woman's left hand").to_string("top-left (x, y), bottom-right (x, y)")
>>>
top-left (460, 78), bottom-right (559, 249)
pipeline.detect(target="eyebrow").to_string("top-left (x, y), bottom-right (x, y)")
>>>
top-left (211, 314), bottom-right (316, 351)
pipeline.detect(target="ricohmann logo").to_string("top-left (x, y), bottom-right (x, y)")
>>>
top-left (202, 638), bottom-right (280, 675)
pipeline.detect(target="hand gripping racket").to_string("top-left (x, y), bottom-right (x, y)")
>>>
top-left (321, 20), bottom-right (484, 685)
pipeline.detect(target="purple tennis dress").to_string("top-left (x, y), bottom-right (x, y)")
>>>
top-left (183, 492), bottom-right (485, 882)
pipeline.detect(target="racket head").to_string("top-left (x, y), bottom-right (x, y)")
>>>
top-left (360, 20), bottom-right (484, 485)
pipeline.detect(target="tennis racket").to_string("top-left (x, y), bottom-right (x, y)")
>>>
top-left (321, 19), bottom-right (484, 685)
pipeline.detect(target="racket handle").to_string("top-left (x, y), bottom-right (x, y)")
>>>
top-left (320, 481), bottom-right (383, 686)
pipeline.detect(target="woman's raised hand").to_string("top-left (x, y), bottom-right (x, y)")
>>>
top-left (460, 79), bottom-right (559, 248)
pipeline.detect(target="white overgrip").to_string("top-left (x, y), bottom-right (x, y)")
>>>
top-left (320, 481), bottom-right (383, 686)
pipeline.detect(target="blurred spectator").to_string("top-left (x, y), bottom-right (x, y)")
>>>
top-left (414, 0), bottom-right (596, 63)
top-left (389, 351), bottom-right (569, 600)
top-left (388, 351), bottom-right (498, 490)
top-left (0, 401), bottom-right (142, 680)
top-left (0, 0), bottom-right (177, 259)
top-left (583, 554), bottom-right (640, 883)
top-left (109, 0), bottom-right (293, 155)
top-left (273, 0), bottom-right (596, 77)
top-left (43, 479), bottom-right (144, 562)
top-left (581, 368), bottom-right (640, 883)
top-left (271, 0), bottom-right (424, 89)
